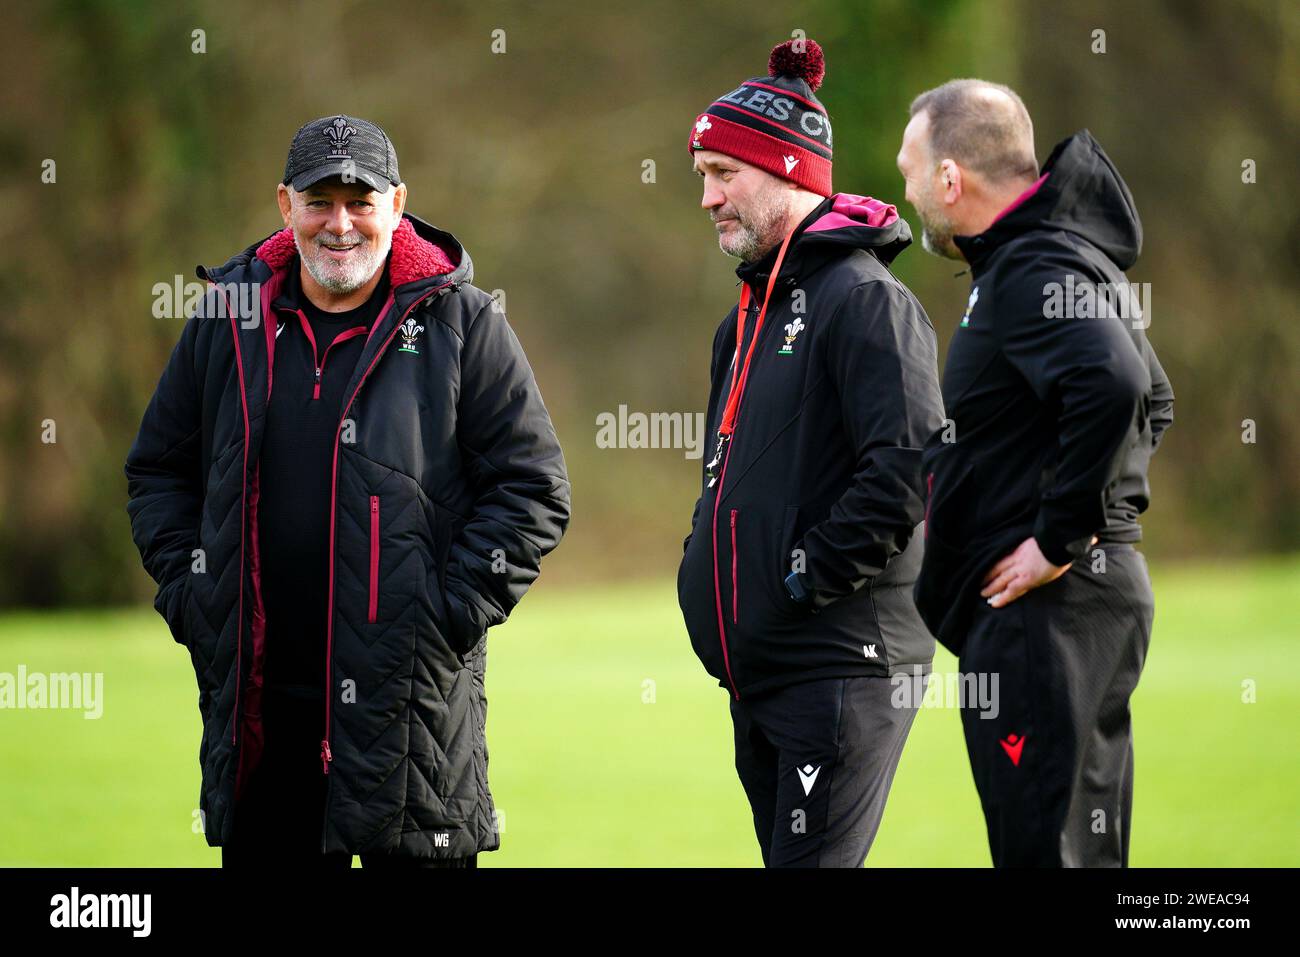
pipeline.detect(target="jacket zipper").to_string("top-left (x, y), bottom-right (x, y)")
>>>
top-left (730, 509), bottom-right (739, 624)
top-left (321, 282), bottom-right (456, 784)
top-left (314, 328), bottom-right (368, 400)
top-left (207, 275), bottom-right (250, 749)
top-left (292, 310), bottom-right (368, 401)
top-left (924, 472), bottom-right (934, 539)
top-left (709, 440), bottom-right (740, 700)
top-left (712, 299), bottom-right (759, 702)
top-left (709, 296), bottom-right (771, 702)
top-left (368, 495), bottom-right (380, 623)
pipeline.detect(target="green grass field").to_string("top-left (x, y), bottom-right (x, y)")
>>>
top-left (1, 556), bottom-right (1296, 867)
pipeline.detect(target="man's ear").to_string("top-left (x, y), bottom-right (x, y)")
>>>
top-left (939, 160), bottom-right (963, 207)
top-left (276, 183), bottom-right (293, 227)
top-left (391, 183), bottom-right (407, 222)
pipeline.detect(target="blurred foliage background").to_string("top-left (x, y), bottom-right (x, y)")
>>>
top-left (1, 0), bottom-right (1296, 607)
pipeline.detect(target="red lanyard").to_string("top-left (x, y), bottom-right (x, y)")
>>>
top-left (718, 229), bottom-right (794, 437)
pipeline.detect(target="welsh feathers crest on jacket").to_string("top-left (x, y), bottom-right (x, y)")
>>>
top-left (398, 316), bottom-right (424, 354)
top-left (779, 316), bottom-right (805, 355)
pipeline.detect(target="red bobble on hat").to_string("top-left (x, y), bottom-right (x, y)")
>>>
top-left (768, 38), bottom-right (825, 91)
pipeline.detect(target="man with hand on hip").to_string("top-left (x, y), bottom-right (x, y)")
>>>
top-left (897, 80), bottom-right (1173, 866)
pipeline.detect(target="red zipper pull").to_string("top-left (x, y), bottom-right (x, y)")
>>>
top-left (313, 367), bottom-right (322, 401)
top-left (320, 739), bottom-right (332, 774)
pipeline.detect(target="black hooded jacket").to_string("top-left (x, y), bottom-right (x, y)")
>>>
top-left (914, 130), bottom-right (1174, 655)
top-left (678, 193), bottom-right (945, 699)
top-left (124, 212), bottom-right (570, 858)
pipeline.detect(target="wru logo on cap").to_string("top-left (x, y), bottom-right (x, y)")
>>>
top-left (693, 115), bottom-right (712, 148)
top-left (323, 117), bottom-right (358, 157)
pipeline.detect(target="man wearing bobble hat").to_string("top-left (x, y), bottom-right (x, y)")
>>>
top-left (677, 39), bottom-right (944, 867)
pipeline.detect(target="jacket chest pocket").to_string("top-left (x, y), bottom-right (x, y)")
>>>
top-left (352, 468), bottom-right (423, 630)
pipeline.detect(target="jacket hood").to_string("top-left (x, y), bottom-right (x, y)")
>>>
top-left (736, 192), bottom-right (912, 291)
top-left (798, 192), bottom-right (912, 263)
top-left (199, 211), bottom-right (473, 294)
top-left (957, 130), bottom-right (1142, 270)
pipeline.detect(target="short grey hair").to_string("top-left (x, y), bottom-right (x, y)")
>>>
top-left (909, 79), bottom-right (1038, 182)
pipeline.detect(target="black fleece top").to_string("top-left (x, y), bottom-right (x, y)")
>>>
top-left (258, 263), bottom-right (391, 699)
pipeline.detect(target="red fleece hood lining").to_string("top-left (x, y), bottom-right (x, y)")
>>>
top-left (254, 217), bottom-right (457, 286)
top-left (804, 193), bottom-right (900, 233)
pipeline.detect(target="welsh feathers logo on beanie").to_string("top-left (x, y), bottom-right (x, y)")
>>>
top-left (688, 39), bottom-right (832, 196)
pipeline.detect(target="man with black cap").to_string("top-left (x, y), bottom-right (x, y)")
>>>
top-left (678, 41), bottom-right (945, 867)
top-left (896, 80), bottom-right (1173, 866)
top-left (125, 114), bottom-right (570, 867)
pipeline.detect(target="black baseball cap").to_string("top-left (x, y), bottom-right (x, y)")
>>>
top-left (282, 114), bottom-right (401, 193)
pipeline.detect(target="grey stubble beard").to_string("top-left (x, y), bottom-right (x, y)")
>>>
top-left (717, 184), bottom-right (792, 263)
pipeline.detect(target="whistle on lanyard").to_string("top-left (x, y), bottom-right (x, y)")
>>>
top-left (705, 432), bottom-right (729, 487)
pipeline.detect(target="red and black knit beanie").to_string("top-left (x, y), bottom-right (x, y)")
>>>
top-left (688, 39), bottom-right (832, 196)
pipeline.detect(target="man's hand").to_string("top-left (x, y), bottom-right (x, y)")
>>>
top-left (980, 536), bottom-right (1082, 608)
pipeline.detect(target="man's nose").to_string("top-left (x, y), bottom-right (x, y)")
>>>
top-left (325, 204), bottom-right (353, 236)
top-left (701, 182), bottom-right (724, 210)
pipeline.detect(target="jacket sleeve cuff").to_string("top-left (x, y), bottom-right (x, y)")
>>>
top-left (155, 573), bottom-right (190, 647)
top-left (802, 563), bottom-right (831, 614)
top-left (443, 584), bottom-right (489, 655)
top-left (1032, 529), bottom-right (1087, 568)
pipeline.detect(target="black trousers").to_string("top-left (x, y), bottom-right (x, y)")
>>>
top-left (220, 686), bottom-right (476, 870)
top-left (730, 674), bottom-right (925, 867)
top-left (958, 543), bottom-right (1154, 867)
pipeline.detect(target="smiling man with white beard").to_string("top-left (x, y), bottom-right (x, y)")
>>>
top-left (125, 114), bottom-right (570, 869)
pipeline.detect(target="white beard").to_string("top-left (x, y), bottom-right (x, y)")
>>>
top-left (297, 228), bottom-right (392, 293)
